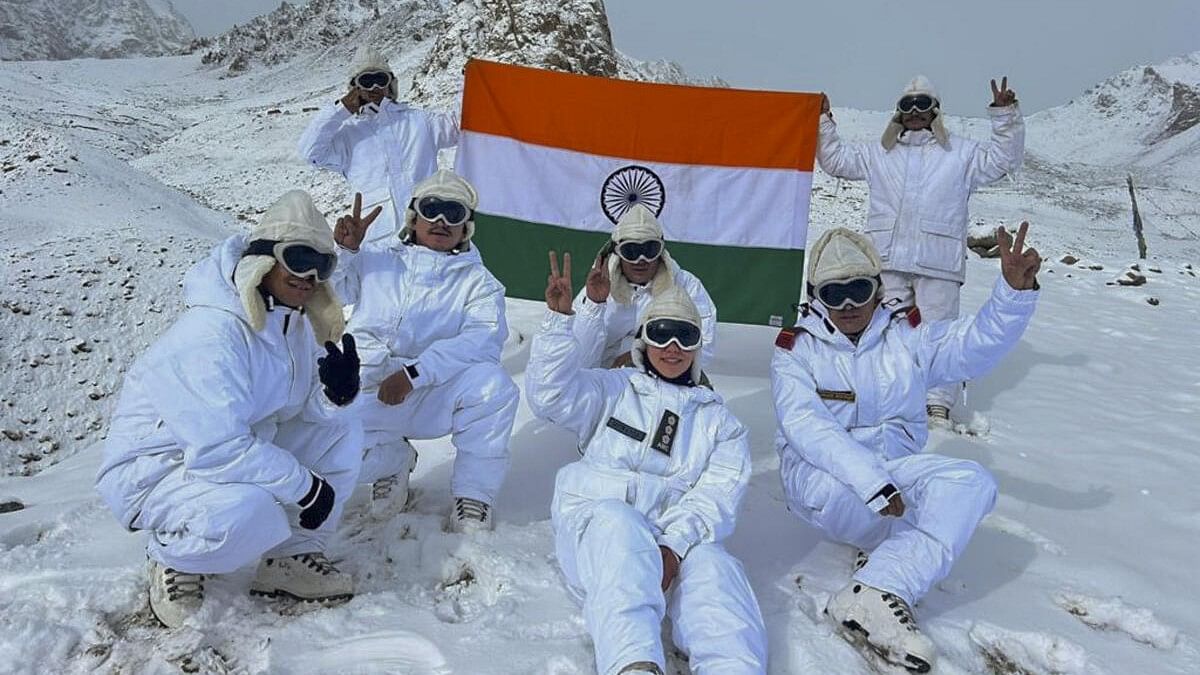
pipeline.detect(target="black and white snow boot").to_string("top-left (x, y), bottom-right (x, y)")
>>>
top-left (148, 559), bottom-right (205, 629)
top-left (250, 552), bottom-right (353, 604)
top-left (449, 497), bottom-right (493, 534)
top-left (826, 581), bottom-right (937, 673)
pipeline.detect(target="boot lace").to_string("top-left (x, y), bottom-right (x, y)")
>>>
top-left (293, 552), bottom-right (338, 576)
top-left (881, 591), bottom-right (917, 631)
top-left (163, 567), bottom-right (204, 602)
top-left (372, 475), bottom-right (398, 501)
top-left (454, 497), bottom-right (489, 523)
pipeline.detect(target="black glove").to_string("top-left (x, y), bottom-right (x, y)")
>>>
top-left (298, 472), bottom-right (335, 530)
top-left (318, 333), bottom-right (360, 406)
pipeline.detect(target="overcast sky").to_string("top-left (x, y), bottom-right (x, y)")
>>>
top-left (174, 0), bottom-right (1198, 113)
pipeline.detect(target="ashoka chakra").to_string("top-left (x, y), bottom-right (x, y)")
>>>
top-left (600, 165), bottom-right (666, 224)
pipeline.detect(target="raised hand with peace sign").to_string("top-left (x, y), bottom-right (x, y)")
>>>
top-left (997, 221), bottom-right (1040, 290)
top-left (545, 251), bottom-right (574, 315)
top-left (990, 76), bottom-right (1017, 107)
top-left (585, 250), bottom-right (611, 304)
top-left (318, 333), bottom-right (360, 406)
top-left (334, 192), bottom-right (384, 252)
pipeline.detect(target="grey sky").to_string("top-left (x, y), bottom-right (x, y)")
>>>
top-left (173, 0), bottom-right (1198, 113)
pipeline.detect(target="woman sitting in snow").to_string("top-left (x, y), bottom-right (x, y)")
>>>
top-left (95, 191), bottom-right (363, 629)
top-left (525, 252), bottom-right (767, 675)
top-left (771, 224), bottom-right (1041, 672)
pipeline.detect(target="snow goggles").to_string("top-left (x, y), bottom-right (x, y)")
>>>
top-left (897, 95), bottom-right (937, 113)
top-left (641, 318), bottom-right (702, 351)
top-left (353, 70), bottom-right (393, 91)
top-left (615, 239), bottom-right (664, 263)
top-left (414, 196), bottom-right (472, 227)
top-left (815, 276), bottom-right (879, 310)
top-left (245, 239), bottom-right (336, 282)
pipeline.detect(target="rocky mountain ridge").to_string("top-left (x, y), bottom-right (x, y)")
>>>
top-left (0, 0), bottom-right (194, 61)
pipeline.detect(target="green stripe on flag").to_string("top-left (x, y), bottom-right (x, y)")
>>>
top-left (473, 214), bottom-right (805, 327)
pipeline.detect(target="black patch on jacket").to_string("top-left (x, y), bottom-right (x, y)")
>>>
top-left (651, 410), bottom-right (680, 456)
top-left (606, 417), bottom-right (646, 442)
top-left (817, 389), bottom-right (856, 402)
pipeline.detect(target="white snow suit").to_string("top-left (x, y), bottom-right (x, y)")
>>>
top-left (772, 276), bottom-right (1038, 605)
top-left (818, 106), bottom-right (1024, 407)
top-left (570, 263), bottom-right (718, 371)
top-left (332, 240), bottom-right (517, 503)
top-left (527, 309), bottom-right (766, 675)
top-left (297, 99), bottom-right (459, 245)
top-left (95, 236), bottom-right (362, 574)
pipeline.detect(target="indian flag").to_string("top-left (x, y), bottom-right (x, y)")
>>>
top-left (455, 59), bottom-right (821, 327)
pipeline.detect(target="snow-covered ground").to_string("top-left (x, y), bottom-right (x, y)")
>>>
top-left (2, 44), bottom-right (1199, 674)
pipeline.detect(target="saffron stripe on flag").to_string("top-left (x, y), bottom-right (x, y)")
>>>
top-left (473, 214), bottom-right (805, 327)
top-left (462, 60), bottom-right (821, 170)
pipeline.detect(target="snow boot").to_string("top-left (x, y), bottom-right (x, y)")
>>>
top-left (926, 404), bottom-right (952, 430)
top-left (826, 581), bottom-right (937, 673)
top-left (853, 549), bottom-right (869, 573)
top-left (618, 662), bottom-right (664, 675)
top-left (148, 558), bottom-right (205, 629)
top-left (370, 439), bottom-right (417, 517)
top-left (449, 497), bottom-right (493, 534)
top-left (250, 552), bottom-right (353, 604)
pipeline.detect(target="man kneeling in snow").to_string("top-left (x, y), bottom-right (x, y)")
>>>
top-left (527, 252), bottom-right (767, 675)
top-left (571, 204), bottom-right (716, 373)
top-left (771, 225), bottom-right (1040, 672)
top-left (329, 170), bottom-right (518, 532)
top-left (95, 191), bottom-right (364, 629)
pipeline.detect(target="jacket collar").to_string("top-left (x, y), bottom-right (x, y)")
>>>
top-left (797, 302), bottom-right (892, 351)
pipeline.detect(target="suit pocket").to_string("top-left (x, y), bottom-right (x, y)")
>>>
top-left (916, 218), bottom-right (964, 274)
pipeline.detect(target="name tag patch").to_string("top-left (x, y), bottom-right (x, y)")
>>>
top-left (817, 389), bottom-right (856, 402)
top-left (606, 416), bottom-right (647, 442)
top-left (651, 410), bottom-right (680, 456)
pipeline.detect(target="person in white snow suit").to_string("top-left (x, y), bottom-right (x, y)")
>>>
top-left (95, 191), bottom-right (364, 629)
top-left (771, 224), bottom-right (1041, 672)
top-left (817, 75), bottom-right (1025, 426)
top-left (330, 170), bottom-right (517, 532)
top-left (298, 45), bottom-right (459, 246)
top-left (528, 252), bottom-right (767, 675)
top-left (572, 204), bottom-right (717, 373)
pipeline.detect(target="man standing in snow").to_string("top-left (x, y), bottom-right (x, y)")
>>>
top-left (95, 191), bottom-right (364, 629)
top-left (330, 170), bottom-right (518, 532)
top-left (298, 45), bottom-right (459, 245)
top-left (529, 253), bottom-right (767, 675)
top-left (771, 224), bottom-right (1041, 671)
top-left (572, 204), bottom-right (717, 373)
top-left (818, 76), bottom-right (1024, 427)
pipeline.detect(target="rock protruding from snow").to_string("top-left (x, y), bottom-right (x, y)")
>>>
top-left (0, 0), bottom-right (195, 61)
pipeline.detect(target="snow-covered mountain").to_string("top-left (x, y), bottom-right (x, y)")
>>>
top-left (1027, 51), bottom-right (1200, 172)
top-left (0, 0), bottom-right (195, 61)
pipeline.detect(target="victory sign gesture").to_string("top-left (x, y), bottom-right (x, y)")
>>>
top-left (990, 76), bottom-right (1017, 107)
top-left (546, 251), bottom-right (574, 315)
top-left (585, 251), bottom-right (611, 304)
top-left (334, 192), bottom-right (383, 252)
top-left (997, 221), bottom-right (1040, 290)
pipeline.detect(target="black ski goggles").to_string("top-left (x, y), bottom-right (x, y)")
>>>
top-left (815, 276), bottom-right (879, 310)
top-left (353, 70), bottom-right (393, 91)
top-left (414, 196), bottom-right (472, 227)
top-left (897, 95), bottom-right (937, 114)
top-left (245, 239), bottom-right (336, 282)
top-left (615, 239), bottom-right (664, 263)
top-left (642, 318), bottom-right (702, 351)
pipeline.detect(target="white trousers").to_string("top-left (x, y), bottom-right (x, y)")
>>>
top-left (555, 499), bottom-right (767, 675)
top-left (353, 363), bottom-right (518, 504)
top-left (134, 418), bottom-right (362, 574)
top-left (781, 452), bottom-right (996, 606)
top-left (881, 271), bottom-right (963, 409)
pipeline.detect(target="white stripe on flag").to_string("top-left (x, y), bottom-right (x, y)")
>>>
top-left (456, 131), bottom-right (811, 250)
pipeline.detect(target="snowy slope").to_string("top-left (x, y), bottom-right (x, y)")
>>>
top-left (0, 0), bottom-right (194, 61)
top-left (2, 8), bottom-right (1200, 673)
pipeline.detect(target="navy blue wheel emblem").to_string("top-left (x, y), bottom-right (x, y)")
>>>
top-left (601, 165), bottom-right (666, 224)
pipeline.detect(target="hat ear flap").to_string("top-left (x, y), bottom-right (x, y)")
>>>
top-left (234, 256), bottom-right (275, 332)
top-left (930, 112), bottom-right (951, 148)
top-left (306, 285), bottom-right (346, 345)
top-left (609, 253), bottom-right (634, 304)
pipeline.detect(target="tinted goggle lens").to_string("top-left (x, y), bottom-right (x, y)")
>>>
top-left (897, 95), bottom-right (936, 113)
top-left (415, 196), bottom-right (471, 226)
top-left (643, 318), bottom-right (702, 351)
top-left (279, 244), bottom-right (336, 282)
top-left (616, 239), bottom-right (663, 263)
top-left (354, 71), bottom-right (393, 90)
top-left (816, 277), bottom-right (878, 310)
